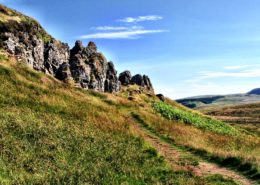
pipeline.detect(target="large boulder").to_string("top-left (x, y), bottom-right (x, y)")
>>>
top-left (131, 74), bottom-right (144, 86)
top-left (70, 40), bottom-right (84, 56)
top-left (69, 41), bottom-right (120, 92)
top-left (56, 62), bottom-right (72, 82)
top-left (3, 32), bottom-right (45, 71)
top-left (105, 62), bottom-right (120, 92)
top-left (130, 74), bottom-right (154, 93)
top-left (156, 94), bottom-right (165, 102)
top-left (143, 75), bottom-right (154, 92)
top-left (44, 40), bottom-right (70, 75)
top-left (119, 70), bottom-right (132, 85)
top-left (69, 53), bottom-right (91, 89)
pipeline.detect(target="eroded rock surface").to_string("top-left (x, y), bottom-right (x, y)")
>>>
top-left (131, 74), bottom-right (154, 93)
top-left (0, 7), bottom-right (154, 94)
top-left (119, 70), bottom-right (132, 85)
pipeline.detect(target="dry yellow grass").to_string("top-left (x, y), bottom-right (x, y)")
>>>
top-left (0, 49), bottom-right (256, 184)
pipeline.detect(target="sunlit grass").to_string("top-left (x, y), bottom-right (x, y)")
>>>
top-left (153, 101), bottom-right (239, 135)
top-left (0, 53), bottom-right (209, 184)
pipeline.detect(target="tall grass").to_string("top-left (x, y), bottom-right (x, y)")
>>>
top-left (0, 54), bottom-right (210, 184)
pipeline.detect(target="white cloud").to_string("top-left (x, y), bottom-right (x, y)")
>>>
top-left (92, 25), bottom-right (144, 31)
top-left (199, 69), bottom-right (260, 79)
top-left (80, 29), bottom-right (167, 39)
top-left (83, 15), bottom-right (165, 40)
top-left (117, 15), bottom-right (163, 23)
top-left (224, 65), bottom-right (253, 70)
top-left (92, 26), bottom-right (128, 31)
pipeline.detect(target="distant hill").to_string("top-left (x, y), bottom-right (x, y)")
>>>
top-left (177, 90), bottom-right (260, 109)
top-left (248, 88), bottom-right (260, 95)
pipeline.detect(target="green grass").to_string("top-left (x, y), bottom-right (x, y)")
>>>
top-left (0, 53), bottom-right (211, 184)
top-left (205, 174), bottom-right (239, 185)
top-left (0, 53), bottom-right (7, 61)
top-left (132, 113), bottom-right (260, 184)
top-left (153, 101), bottom-right (239, 136)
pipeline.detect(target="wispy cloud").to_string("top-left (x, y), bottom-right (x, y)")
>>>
top-left (81, 15), bottom-right (166, 39)
top-left (224, 65), bottom-right (254, 70)
top-left (117, 15), bottom-right (163, 23)
top-left (91, 25), bottom-right (144, 31)
top-left (80, 29), bottom-right (167, 39)
top-left (92, 26), bottom-right (128, 31)
top-left (199, 69), bottom-right (260, 79)
top-left (185, 65), bottom-right (260, 86)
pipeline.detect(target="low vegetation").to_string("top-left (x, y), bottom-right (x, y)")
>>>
top-left (0, 52), bottom-right (233, 184)
top-left (130, 98), bottom-right (260, 183)
top-left (153, 101), bottom-right (239, 135)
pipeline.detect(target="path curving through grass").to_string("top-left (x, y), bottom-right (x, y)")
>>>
top-left (132, 122), bottom-right (253, 185)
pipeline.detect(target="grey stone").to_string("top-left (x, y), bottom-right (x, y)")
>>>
top-left (119, 70), bottom-right (132, 85)
top-left (44, 40), bottom-right (70, 75)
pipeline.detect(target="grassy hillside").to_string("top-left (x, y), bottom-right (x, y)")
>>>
top-left (0, 4), bottom-right (259, 185)
top-left (177, 94), bottom-right (260, 109)
top-left (1, 49), bottom-right (257, 184)
top-left (0, 51), bottom-right (199, 184)
top-left (1, 50), bottom-right (251, 184)
top-left (134, 97), bottom-right (260, 180)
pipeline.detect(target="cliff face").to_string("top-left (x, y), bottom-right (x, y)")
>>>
top-left (0, 4), bottom-right (153, 93)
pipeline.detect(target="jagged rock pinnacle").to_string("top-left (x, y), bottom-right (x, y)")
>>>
top-left (0, 6), bottom-right (155, 94)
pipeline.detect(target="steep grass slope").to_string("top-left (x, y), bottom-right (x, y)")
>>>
top-left (0, 52), bottom-right (200, 184)
top-left (130, 96), bottom-right (260, 183)
top-left (0, 51), bottom-right (247, 184)
top-left (1, 49), bottom-right (255, 184)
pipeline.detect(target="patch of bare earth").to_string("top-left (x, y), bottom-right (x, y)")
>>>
top-left (132, 124), bottom-right (253, 185)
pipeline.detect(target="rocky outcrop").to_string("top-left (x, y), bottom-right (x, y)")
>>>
top-left (44, 40), bottom-right (70, 75)
top-left (3, 32), bottom-right (45, 71)
top-left (0, 5), bottom-right (154, 94)
top-left (69, 40), bottom-right (120, 92)
top-left (119, 70), bottom-right (132, 85)
top-left (130, 74), bottom-right (154, 93)
top-left (119, 71), bottom-right (154, 93)
top-left (143, 75), bottom-right (154, 92)
top-left (156, 94), bottom-right (165, 102)
top-left (105, 62), bottom-right (120, 92)
top-left (0, 17), bottom-right (121, 93)
top-left (55, 62), bottom-right (72, 82)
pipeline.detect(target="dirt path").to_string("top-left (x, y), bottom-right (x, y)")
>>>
top-left (133, 124), bottom-right (253, 185)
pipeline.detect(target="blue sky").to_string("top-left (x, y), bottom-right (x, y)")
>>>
top-left (1, 0), bottom-right (260, 99)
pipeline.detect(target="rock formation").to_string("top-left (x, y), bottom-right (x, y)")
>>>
top-left (156, 94), bottom-right (165, 102)
top-left (0, 4), bottom-right (154, 94)
top-left (68, 40), bottom-right (120, 92)
top-left (119, 71), bottom-right (154, 93)
top-left (119, 70), bottom-right (132, 85)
